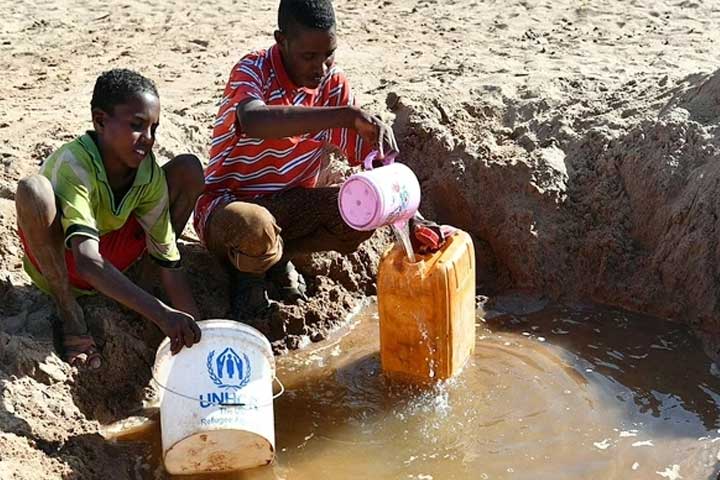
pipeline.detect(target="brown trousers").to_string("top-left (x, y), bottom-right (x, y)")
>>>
top-left (205, 187), bottom-right (373, 274)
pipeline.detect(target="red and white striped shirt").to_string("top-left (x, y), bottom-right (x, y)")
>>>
top-left (193, 45), bottom-right (372, 244)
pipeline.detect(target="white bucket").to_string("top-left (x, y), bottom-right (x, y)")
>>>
top-left (153, 320), bottom-right (277, 475)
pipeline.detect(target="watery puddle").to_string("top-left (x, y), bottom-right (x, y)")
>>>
top-left (126, 304), bottom-right (720, 479)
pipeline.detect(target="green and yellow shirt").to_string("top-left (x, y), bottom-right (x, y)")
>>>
top-left (25, 132), bottom-right (180, 286)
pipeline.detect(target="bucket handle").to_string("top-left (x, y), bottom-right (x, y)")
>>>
top-left (363, 150), bottom-right (398, 171)
top-left (150, 372), bottom-right (285, 409)
top-left (272, 375), bottom-right (285, 400)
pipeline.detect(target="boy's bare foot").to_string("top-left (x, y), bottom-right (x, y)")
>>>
top-left (62, 334), bottom-right (102, 369)
top-left (53, 302), bottom-right (103, 370)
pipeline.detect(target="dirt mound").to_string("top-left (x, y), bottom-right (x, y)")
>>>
top-left (661, 69), bottom-right (720, 124)
top-left (0, 307), bottom-right (157, 479)
top-left (391, 68), bottom-right (720, 359)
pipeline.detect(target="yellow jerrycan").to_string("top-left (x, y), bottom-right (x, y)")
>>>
top-left (377, 229), bottom-right (476, 381)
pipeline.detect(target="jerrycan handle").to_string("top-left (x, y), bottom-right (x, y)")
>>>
top-left (363, 150), bottom-right (398, 171)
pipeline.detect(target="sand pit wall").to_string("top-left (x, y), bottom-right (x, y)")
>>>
top-left (390, 69), bottom-right (720, 360)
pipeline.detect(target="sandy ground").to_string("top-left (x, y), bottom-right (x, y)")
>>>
top-left (2, 0), bottom-right (720, 478)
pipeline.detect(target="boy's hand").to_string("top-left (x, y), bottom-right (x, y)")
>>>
top-left (156, 307), bottom-right (202, 354)
top-left (352, 109), bottom-right (399, 160)
top-left (69, 238), bottom-right (202, 355)
top-left (158, 265), bottom-right (202, 353)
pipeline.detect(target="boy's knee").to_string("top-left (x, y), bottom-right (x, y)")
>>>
top-left (209, 202), bottom-right (282, 254)
top-left (210, 203), bottom-right (283, 274)
top-left (231, 204), bottom-right (280, 254)
top-left (16, 175), bottom-right (55, 218)
top-left (17, 175), bottom-right (53, 200)
top-left (166, 154), bottom-right (205, 198)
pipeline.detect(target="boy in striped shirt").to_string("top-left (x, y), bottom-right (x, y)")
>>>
top-left (194, 0), bottom-right (398, 321)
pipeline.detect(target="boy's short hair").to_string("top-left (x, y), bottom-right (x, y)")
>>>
top-left (91, 68), bottom-right (159, 114)
top-left (278, 0), bottom-right (336, 34)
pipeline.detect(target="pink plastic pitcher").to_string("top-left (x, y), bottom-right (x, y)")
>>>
top-left (338, 151), bottom-right (421, 231)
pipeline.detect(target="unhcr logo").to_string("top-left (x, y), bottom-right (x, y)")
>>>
top-left (206, 347), bottom-right (252, 391)
top-left (200, 347), bottom-right (252, 408)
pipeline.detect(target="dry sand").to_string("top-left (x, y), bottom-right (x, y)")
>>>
top-left (2, 0), bottom-right (720, 478)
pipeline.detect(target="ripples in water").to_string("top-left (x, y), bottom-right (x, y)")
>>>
top-left (134, 302), bottom-right (720, 480)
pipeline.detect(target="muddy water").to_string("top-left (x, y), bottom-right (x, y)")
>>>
top-left (136, 304), bottom-right (720, 479)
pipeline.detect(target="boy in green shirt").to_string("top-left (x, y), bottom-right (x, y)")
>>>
top-left (16, 69), bottom-right (203, 369)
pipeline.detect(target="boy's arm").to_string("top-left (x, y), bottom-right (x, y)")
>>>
top-left (238, 100), bottom-right (398, 158)
top-left (237, 100), bottom-right (355, 137)
top-left (70, 236), bottom-right (201, 354)
top-left (133, 169), bottom-right (201, 325)
top-left (159, 266), bottom-right (201, 322)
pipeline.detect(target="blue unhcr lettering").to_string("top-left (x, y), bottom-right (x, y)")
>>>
top-left (199, 391), bottom-right (246, 409)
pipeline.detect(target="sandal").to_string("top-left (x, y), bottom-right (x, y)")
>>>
top-left (267, 259), bottom-right (308, 304)
top-left (229, 270), bottom-right (280, 323)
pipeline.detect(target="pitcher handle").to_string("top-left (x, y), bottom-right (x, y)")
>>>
top-left (363, 150), bottom-right (398, 171)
